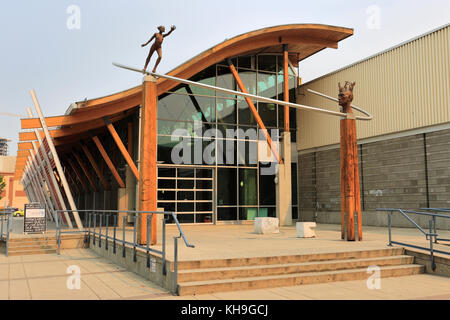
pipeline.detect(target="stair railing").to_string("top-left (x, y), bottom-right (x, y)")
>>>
top-left (376, 208), bottom-right (450, 271)
top-left (55, 209), bottom-right (194, 295)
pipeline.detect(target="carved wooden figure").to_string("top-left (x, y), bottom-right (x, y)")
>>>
top-left (339, 82), bottom-right (362, 241)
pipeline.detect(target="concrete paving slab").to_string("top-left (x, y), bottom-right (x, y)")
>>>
top-left (0, 281), bottom-right (9, 299)
top-left (9, 263), bottom-right (26, 280)
top-left (9, 279), bottom-right (31, 300)
top-left (23, 261), bottom-right (69, 278)
top-left (28, 277), bottom-right (98, 300)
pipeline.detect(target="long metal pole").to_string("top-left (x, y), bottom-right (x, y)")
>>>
top-left (27, 108), bottom-right (73, 228)
top-left (29, 92), bottom-right (82, 230)
top-left (113, 63), bottom-right (354, 120)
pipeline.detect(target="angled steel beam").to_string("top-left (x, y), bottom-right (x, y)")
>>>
top-left (104, 117), bottom-right (139, 180)
top-left (92, 135), bottom-right (126, 188)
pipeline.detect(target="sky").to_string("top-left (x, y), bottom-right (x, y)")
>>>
top-left (0, 0), bottom-right (449, 155)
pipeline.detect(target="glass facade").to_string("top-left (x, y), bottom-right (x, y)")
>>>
top-left (157, 54), bottom-right (298, 223)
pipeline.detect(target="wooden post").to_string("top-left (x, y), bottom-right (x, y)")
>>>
top-left (139, 76), bottom-right (158, 245)
top-left (283, 45), bottom-right (290, 133)
top-left (339, 81), bottom-right (362, 241)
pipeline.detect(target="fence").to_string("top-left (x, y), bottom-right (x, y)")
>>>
top-left (55, 210), bottom-right (194, 295)
top-left (376, 208), bottom-right (450, 271)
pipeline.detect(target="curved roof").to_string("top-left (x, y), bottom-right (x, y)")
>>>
top-left (73, 24), bottom-right (353, 112)
top-left (17, 23), bottom-right (353, 176)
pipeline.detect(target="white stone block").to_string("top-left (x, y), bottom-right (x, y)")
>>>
top-left (296, 222), bottom-right (317, 238)
top-left (254, 217), bottom-right (280, 234)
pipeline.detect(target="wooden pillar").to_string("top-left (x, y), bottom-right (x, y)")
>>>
top-left (283, 45), bottom-right (290, 133)
top-left (139, 76), bottom-right (158, 245)
top-left (341, 118), bottom-right (356, 241)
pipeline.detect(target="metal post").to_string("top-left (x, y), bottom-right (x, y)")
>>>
top-left (173, 237), bottom-right (178, 295)
top-left (29, 92), bottom-right (83, 229)
top-left (429, 220), bottom-right (436, 271)
top-left (162, 217), bottom-right (167, 275)
top-left (146, 215), bottom-right (150, 268)
top-left (5, 214), bottom-right (11, 257)
top-left (26, 108), bottom-right (73, 228)
top-left (433, 215), bottom-right (438, 244)
top-left (388, 212), bottom-right (392, 246)
top-left (99, 214), bottom-right (102, 248)
top-left (88, 212), bottom-right (92, 245)
top-left (113, 215), bottom-right (117, 254)
top-left (105, 214), bottom-right (109, 251)
top-left (133, 215), bottom-right (137, 262)
top-left (93, 214), bottom-right (96, 246)
top-left (122, 216), bottom-right (126, 258)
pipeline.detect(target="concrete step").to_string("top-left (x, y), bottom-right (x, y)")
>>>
top-left (175, 248), bottom-right (405, 270)
top-left (178, 255), bottom-right (414, 282)
top-left (8, 243), bottom-right (58, 250)
top-left (7, 248), bottom-right (58, 256)
top-left (177, 264), bottom-right (424, 296)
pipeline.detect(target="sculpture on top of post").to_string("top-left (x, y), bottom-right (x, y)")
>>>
top-left (141, 25), bottom-right (176, 73)
top-left (339, 81), bottom-right (363, 241)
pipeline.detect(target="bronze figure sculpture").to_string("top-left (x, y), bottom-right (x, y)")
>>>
top-left (141, 25), bottom-right (176, 73)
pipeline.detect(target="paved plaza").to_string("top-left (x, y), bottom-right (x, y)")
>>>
top-left (1, 223), bottom-right (449, 300)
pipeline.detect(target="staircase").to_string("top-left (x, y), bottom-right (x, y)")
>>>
top-left (6, 235), bottom-right (86, 256)
top-left (176, 248), bottom-right (424, 296)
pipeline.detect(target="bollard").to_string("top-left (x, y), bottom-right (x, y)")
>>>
top-left (113, 215), bottom-right (117, 254)
top-left (105, 214), bottom-right (109, 251)
top-left (122, 216), bottom-right (126, 258)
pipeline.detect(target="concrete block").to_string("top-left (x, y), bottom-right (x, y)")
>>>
top-left (254, 218), bottom-right (280, 234)
top-left (296, 222), bottom-right (316, 238)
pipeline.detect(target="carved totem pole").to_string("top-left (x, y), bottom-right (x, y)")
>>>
top-left (339, 82), bottom-right (363, 241)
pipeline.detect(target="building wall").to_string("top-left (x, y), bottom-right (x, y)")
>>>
top-left (298, 128), bottom-right (450, 229)
top-left (0, 156), bottom-right (28, 209)
top-left (296, 24), bottom-right (449, 151)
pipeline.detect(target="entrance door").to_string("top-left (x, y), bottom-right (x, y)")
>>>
top-left (157, 167), bottom-right (214, 224)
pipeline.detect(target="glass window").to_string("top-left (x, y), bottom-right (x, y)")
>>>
top-left (257, 72), bottom-right (277, 98)
top-left (239, 169), bottom-right (257, 206)
top-left (217, 99), bottom-right (236, 124)
top-left (216, 140), bottom-right (236, 166)
top-left (238, 99), bottom-right (257, 126)
top-left (238, 56), bottom-right (255, 70)
top-left (177, 214), bottom-right (194, 223)
top-left (291, 163), bottom-right (298, 206)
top-left (239, 207), bottom-right (258, 221)
top-left (218, 168), bottom-right (237, 205)
top-left (188, 66), bottom-right (216, 97)
top-left (158, 93), bottom-right (215, 123)
top-left (178, 203), bottom-right (194, 213)
top-left (259, 164), bottom-right (276, 205)
top-left (178, 168), bottom-right (194, 178)
top-left (259, 207), bottom-right (276, 218)
top-left (258, 102), bottom-right (277, 128)
top-left (158, 168), bottom-right (176, 178)
top-left (196, 214), bottom-right (213, 223)
top-left (178, 180), bottom-right (194, 189)
top-left (158, 191), bottom-right (175, 201)
top-left (237, 140), bottom-right (258, 166)
top-left (238, 69), bottom-right (257, 95)
top-left (158, 179), bottom-right (175, 189)
top-left (217, 66), bottom-right (236, 99)
top-left (258, 55), bottom-right (277, 73)
top-left (157, 136), bottom-right (182, 164)
top-left (217, 207), bottom-right (237, 221)
top-left (178, 191), bottom-right (194, 201)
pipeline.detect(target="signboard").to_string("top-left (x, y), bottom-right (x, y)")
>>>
top-left (24, 203), bottom-right (47, 234)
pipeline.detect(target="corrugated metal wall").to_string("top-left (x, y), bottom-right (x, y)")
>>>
top-left (297, 24), bottom-right (449, 151)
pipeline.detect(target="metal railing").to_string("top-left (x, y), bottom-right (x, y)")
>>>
top-left (376, 208), bottom-right (450, 271)
top-left (0, 210), bottom-right (12, 257)
top-left (55, 209), bottom-right (194, 295)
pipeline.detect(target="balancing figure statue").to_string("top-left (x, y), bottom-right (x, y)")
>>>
top-left (141, 25), bottom-right (176, 73)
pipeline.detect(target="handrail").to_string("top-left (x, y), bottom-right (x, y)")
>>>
top-left (55, 209), bottom-right (194, 295)
top-left (377, 208), bottom-right (450, 271)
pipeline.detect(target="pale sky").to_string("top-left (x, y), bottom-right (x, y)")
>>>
top-left (1, 0), bottom-right (449, 155)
